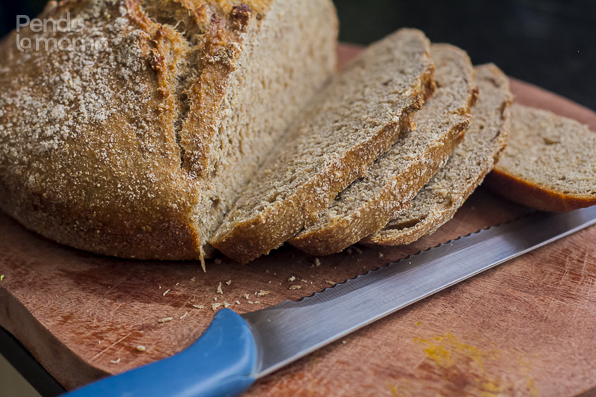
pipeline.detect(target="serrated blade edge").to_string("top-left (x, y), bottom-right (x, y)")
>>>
top-left (242, 207), bottom-right (596, 378)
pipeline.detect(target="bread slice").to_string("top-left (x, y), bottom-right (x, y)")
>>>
top-left (0, 0), bottom-right (338, 260)
top-left (210, 29), bottom-right (436, 263)
top-left (362, 64), bottom-right (512, 246)
top-left (485, 104), bottom-right (596, 212)
top-left (288, 44), bottom-right (475, 256)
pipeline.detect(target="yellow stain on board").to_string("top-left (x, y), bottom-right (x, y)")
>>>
top-left (414, 333), bottom-right (510, 396)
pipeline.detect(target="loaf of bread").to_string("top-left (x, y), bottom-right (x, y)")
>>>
top-left (485, 104), bottom-right (596, 212)
top-left (210, 29), bottom-right (435, 264)
top-left (362, 64), bottom-right (512, 246)
top-left (0, 0), bottom-right (338, 260)
top-left (289, 44), bottom-right (476, 256)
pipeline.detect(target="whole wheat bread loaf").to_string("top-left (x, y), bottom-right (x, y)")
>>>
top-left (210, 29), bottom-right (436, 263)
top-left (289, 44), bottom-right (475, 256)
top-left (362, 64), bottom-right (512, 247)
top-left (0, 0), bottom-right (338, 260)
top-left (485, 104), bottom-right (596, 212)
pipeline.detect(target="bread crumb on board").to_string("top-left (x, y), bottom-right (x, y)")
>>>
top-left (190, 277), bottom-right (195, 282)
top-left (256, 290), bottom-right (269, 297)
top-left (136, 345), bottom-right (146, 352)
top-left (193, 305), bottom-right (204, 310)
top-left (226, 280), bottom-right (232, 286)
top-left (158, 317), bottom-right (173, 323)
top-left (212, 303), bottom-right (222, 311)
top-left (288, 276), bottom-right (296, 282)
top-left (217, 282), bottom-right (223, 294)
top-left (314, 258), bottom-right (321, 267)
top-left (180, 311), bottom-right (188, 319)
top-left (325, 280), bottom-right (336, 286)
top-left (378, 252), bottom-right (384, 258)
top-left (0, 275), bottom-right (4, 281)
top-left (110, 358), bottom-right (121, 364)
top-left (163, 289), bottom-right (170, 296)
top-left (289, 285), bottom-right (301, 290)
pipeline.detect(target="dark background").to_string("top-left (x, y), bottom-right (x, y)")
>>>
top-left (0, 0), bottom-right (595, 110)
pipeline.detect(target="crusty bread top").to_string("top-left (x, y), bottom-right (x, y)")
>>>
top-left (288, 44), bottom-right (476, 256)
top-left (485, 104), bottom-right (596, 212)
top-left (211, 28), bottom-right (436, 263)
top-left (362, 64), bottom-right (513, 247)
top-left (0, 0), bottom-right (337, 260)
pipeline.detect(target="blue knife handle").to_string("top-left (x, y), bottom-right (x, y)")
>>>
top-left (62, 309), bottom-right (258, 397)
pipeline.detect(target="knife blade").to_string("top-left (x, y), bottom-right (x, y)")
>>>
top-left (63, 206), bottom-right (596, 397)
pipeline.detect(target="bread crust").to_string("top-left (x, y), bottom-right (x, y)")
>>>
top-left (0, 0), bottom-right (337, 260)
top-left (211, 29), bottom-right (435, 263)
top-left (361, 64), bottom-right (513, 247)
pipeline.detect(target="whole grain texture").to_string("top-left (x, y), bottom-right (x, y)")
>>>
top-left (290, 44), bottom-right (475, 255)
top-left (362, 64), bottom-right (512, 246)
top-left (211, 29), bottom-right (435, 263)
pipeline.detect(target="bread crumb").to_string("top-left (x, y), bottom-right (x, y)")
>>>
top-left (314, 258), bottom-right (321, 267)
top-left (200, 249), bottom-right (207, 273)
top-left (0, 275), bottom-right (4, 281)
top-left (136, 345), bottom-right (146, 352)
top-left (190, 277), bottom-right (195, 282)
top-left (353, 246), bottom-right (363, 255)
top-left (158, 317), bottom-right (173, 323)
top-left (158, 286), bottom-right (162, 289)
top-left (325, 280), bottom-right (336, 286)
top-left (256, 290), bottom-right (269, 297)
top-left (176, 283), bottom-right (179, 286)
top-left (226, 280), bottom-right (232, 286)
top-left (248, 301), bottom-right (254, 304)
top-left (163, 289), bottom-right (170, 296)
top-left (342, 341), bottom-right (347, 344)
top-left (214, 258), bottom-right (222, 265)
top-left (224, 302), bottom-right (230, 308)
top-left (236, 301), bottom-right (240, 305)
top-left (214, 297), bottom-right (218, 301)
top-left (289, 285), bottom-right (301, 290)
top-left (301, 279), bottom-right (308, 284)
top-left (111, 358), bottom-right (121, 364)
top-left (180, 311), bottom-right (188, 319)
top-left (378, 252), bottom-right (384, 258)
top-left (211, 303), bottom-right (222, 311)
top-left (255, 300), bottom-right (260, 304)
top-left (217, 282), bottom-right (223, 294)
top-left (244, 294), bottom-right (250, 300)
top-left (288, 276), bottom-right (296, 282)
top-left (193, 305), bottom-right (204, 310)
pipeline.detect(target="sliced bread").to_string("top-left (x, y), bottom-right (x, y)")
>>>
top-left (362, 64), bottom-right (512, 246)
top-left (288, 44), bottom-right (476, 256)
top-left (485, 104), bottom-right (596, 212)
top-left (210, 29), bottom-right (436, 263)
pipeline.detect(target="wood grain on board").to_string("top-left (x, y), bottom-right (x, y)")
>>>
top-left (1, 44), bottom-right (596, 397)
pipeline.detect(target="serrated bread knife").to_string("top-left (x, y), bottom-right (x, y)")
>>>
top-left (63, 207), bottom-right (596, 397)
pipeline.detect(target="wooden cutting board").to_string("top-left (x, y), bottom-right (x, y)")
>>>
top-left (2, 44), bottom-right (596, 397)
